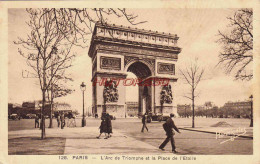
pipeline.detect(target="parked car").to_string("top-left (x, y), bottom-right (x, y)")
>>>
top-left (9, 114), bottom-right (19, 120)
top-left (157, 114), bottom-right (170, 122)
top-left (151, 113), bottom-right (170, 122)
top-left (147, 113), bottom-right (152, 123)
top-left (25, 114), bottom-right (37, 119)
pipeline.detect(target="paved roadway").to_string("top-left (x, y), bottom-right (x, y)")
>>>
top-left (8, 117), bottom-right (253, 155)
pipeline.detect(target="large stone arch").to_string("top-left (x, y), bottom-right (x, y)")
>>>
top-left (89, 22), bottom-right (181, 118)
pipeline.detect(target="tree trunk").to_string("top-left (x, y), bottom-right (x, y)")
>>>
top-left (192, 89), bottom-right (195, 128)
top-left (41, 90), bottom-right (46, 139)
top-left (49, 99), bottom-right (53, 128)
top-left (49, 60), bottom-right (54, 128)
top-left (41, 60), bottom-right (46, 139)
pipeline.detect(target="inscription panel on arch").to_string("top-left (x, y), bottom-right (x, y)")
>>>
top-left (157, 62), bottom-right (175, 75)
top-left (100, 56), bottom-right (121, 70)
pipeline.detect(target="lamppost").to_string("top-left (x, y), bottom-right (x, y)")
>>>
top-left (184, 104), bottom-right (187, 118)
top-left (80, 82), bottom-right (86, 127)
top-left (249, 95), bottom-right (253, 127)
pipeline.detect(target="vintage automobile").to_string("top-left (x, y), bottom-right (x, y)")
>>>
top-left (138, 113), bottom-right (152, 123)
top-left (9, 114), bottom-right (20, 120)
top-left (25, 114), bottom-right (37, 119)
top-left (139, 112), bottom-right (170, 123)
top-left (150, 113), bottom-right (170, 122)
top-left (157, 114), bottom-right (170, 122)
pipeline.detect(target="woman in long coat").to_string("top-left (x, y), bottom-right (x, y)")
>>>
top-left (106, 113), bottom-right (112, 138)
top-left (96, 117), bottom-right (108, 139)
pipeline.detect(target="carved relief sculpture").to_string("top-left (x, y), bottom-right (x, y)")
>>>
top-left (103, 80), bottom-right (119, 103)
top-left (158, 62), bottom-right (175, 75)
top-left (100, 56), bottom-right (121, 70)
top-left (160, 85), bottom-right (173, 104)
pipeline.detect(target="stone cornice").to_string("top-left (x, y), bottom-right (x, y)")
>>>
top-left (88, 23), bottom-right (181, 59)
top-left (95, 36), bottom-right (180, 51)
top-left (89, 41), bottom-right (180, 60)
top-left (94, 22), bottom-right (179, 40)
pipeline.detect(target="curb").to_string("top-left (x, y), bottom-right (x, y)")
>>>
top-left (179, 128), bottom-right (253, 139)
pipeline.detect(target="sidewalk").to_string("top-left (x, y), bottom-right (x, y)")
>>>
top-left (63, 127), bottom-right (173, 154)
top-left (9, 125), bottom-right (253, 155)
top-left (9, 127), bottom-right (173, 155)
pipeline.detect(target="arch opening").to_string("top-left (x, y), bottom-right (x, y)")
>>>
top-left (127, 61), bottom-right (152, 79)
top-left (125, 61), bottom-right (152, 117)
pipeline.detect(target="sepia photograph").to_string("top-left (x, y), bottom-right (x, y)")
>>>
top-left (5, 5), bottom-right (257, 160)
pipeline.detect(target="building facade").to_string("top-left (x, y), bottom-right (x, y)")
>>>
top-left (222, 101), bottom-right (251, 118)
top-left (126, 101), bottom-right (138, 117)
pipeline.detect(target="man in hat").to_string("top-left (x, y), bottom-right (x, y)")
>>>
top-left (57, 112), bottom-right (61, 128)
top-left (141, 113), bottom-right (149, 132)
top-left (159, 113), bottom-right (181, 153)
top-left (35, 114), bottom-right (39, 128)
top-left (61, 112), bottom-right (66, 129)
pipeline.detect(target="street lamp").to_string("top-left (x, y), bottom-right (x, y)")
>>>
top-left (249, 95), bottom-right (253, 127)
top-left (184, 104), bottom-right (187, 118)
top-left (80, 82), bottom-right (86, 127)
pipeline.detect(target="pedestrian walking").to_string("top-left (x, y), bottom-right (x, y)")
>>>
top-left (67, 112), bottom-right (76, 127)
top-left (159, 113), bottom-right (181, 153)
top-left (61, 112), bottom-right (66, 129)
top-left (35, 115), bottom-right (39, 128)
top-left (96, 117), bottom-right (108, 139)
top-left (141, 113), bottom-right (148, 132)
top-left (106, 113), bottom-right (112, 138)
top-left (57, 113), bottom-right (61, 128)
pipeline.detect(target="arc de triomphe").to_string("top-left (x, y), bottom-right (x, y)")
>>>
top-left (88, 22), bottom-right (181, 118)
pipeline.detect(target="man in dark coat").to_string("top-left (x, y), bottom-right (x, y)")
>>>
top-left (35, 115), bottom-right (39, 128)
top-left (57, 113), bottom-right (61, 128)
top-left (61, 112), bottom-right (65, 129)
top-left (159, 113), bottom-right (181, 153)
top-left (141, 113), bottom-right (148, 132)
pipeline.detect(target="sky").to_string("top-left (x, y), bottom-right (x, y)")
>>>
top-left (8, 8), bottom-right (253, 113)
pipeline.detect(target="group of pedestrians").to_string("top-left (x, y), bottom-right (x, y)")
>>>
top-left (35, 112), bottom-right (66, 129)
top-left (56, 112), bottom-right (66, 129)
top-left (97, 113), bottom-right (112, 139)
top-left (141, 113), bottom-right (181, 154)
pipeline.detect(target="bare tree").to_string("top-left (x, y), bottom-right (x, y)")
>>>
top-left (179, 58), bottom-right (205, 128)
top-left (47, 73), bottom-right (74, 128)
top-left (15, 8), bottom-right (144, 139)
top-left (217, 9), bottom-right (253, 81)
